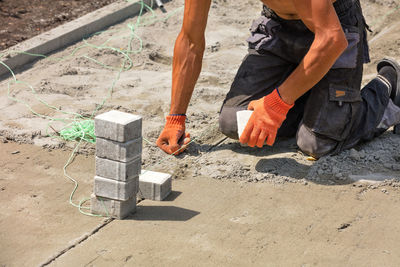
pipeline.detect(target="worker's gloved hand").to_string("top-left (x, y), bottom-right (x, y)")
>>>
top-left (239, 89), bottom-right (294, 147)
top-left (156, 115), bottom-right (191, 155)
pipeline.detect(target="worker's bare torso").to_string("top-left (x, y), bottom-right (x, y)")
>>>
top-left (263, 0), bottom-right (337, 20)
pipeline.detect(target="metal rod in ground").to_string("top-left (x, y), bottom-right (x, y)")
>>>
top-left (155, 0), bottom-right (167, 13)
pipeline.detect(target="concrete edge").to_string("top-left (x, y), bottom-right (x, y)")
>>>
top-left (0, 0), bottom-right (157, 80)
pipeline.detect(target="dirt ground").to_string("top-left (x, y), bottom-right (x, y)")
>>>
top-left (1, 0), bottom-right (400, 266)
top-left (0, 0), bottom-right (118, 51)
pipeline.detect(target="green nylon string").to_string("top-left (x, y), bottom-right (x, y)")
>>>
top-left (59, 120), bottom-right (96, 143)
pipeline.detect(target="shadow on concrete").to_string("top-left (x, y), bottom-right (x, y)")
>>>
top-left (127, 205), bottom-right (200, 221)
top-left (186, 137), bottom-right (299, 157)
top-left (163, 191), bottom-right (182, 201)
top-left (255, 157), bottom-right (354, 186)
top-left (255, 157), bottom-right (310, 180)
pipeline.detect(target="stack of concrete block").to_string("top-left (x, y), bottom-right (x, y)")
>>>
top-left (91, 110), bottom-right (142, 219)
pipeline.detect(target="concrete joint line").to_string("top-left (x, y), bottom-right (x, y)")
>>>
top-left (151, 182), bottom-right (156, 199)
top-left (39, 218), bottom-right (114, 267)
top-left (0, 0), bottom-right (159, 80)
top-left (369, 21), bottom-right (400, 45)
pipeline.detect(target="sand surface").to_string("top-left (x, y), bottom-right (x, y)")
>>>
top-left (1, 0), bottom-right (400, 265)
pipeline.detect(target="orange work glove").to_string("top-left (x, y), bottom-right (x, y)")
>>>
top-left (156, 115), bottom-right (191, 155)
top-left (239, 89), bottom-right (293, 147)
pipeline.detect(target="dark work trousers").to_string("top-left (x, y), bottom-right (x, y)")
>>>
top-left (218, 0), bottom-right (400, 158)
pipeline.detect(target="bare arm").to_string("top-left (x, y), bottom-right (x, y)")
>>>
top-left (278, 0), bottom-right (348, 104)
top-left (156, 0), bottom-right (211, 155)
top-left (240, 0), bottom-right (349, 147)
top-left (170, 0), bottom-right (211, 114)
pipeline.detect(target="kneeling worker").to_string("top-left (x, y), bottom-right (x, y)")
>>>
top-left (156, 0), bottom-right (400, 159)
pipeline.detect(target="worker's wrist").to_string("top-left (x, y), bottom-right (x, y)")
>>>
top-left (166, 114), bottom-right (186, 126)
top-left (276, 87), bottom-right (295, 105)
top-left (264, 89), bottom-right (294, 115)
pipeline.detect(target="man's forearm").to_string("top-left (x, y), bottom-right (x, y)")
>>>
top-left (169, 31), bottom-right (205, 114)
top-left (279, 30), bottom-right (348, 105)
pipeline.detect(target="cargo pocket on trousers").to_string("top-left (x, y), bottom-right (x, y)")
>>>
top-left (331, 29), bottom-right (360, 69)
top-left (312, 84), bottom-right (362, 141)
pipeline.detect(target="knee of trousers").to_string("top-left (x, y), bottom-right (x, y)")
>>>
top-left (219, 106), bottom-right (246, 140)
top-left (296, 123), bottom-right (339, 159)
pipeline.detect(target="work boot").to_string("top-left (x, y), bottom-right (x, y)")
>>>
top-left (377, 58), bottom-right (400, 134)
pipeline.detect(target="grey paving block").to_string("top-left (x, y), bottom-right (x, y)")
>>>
top-left (94, 175), bottom-right (139, 201)
top-left (95, 110), bottom-right (142, 142)
top-left (95, 156), bottom-right (141, 181)
top-left (90, 194), bottom-right (136, 219)
top-left (139, 170), bottom-right (172, 201)
top-left (96, 137), bottom-right (142, 162)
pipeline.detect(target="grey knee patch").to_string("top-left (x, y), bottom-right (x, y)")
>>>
top-left (377, 99), bottom-right (400, 129)
top-left (219, 106), bottom-right (246, 140)
top-left (296, 124), bottom-right (338, 158)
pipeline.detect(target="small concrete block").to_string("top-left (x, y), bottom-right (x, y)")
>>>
top-left (90, 194), bottom-right (136, 219)
top-left (139, 170), bottom-right (172, 201)
top-left (236, 110), bottom-right (253, 139)
top-left (94, 175), bottom-right (139, 201)
top-left (95, 110), bottom-right (142, 142)
top-left (96, 137), bottom-right (142, 162)
top-left (95, 156), bottom-right (141, 181)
